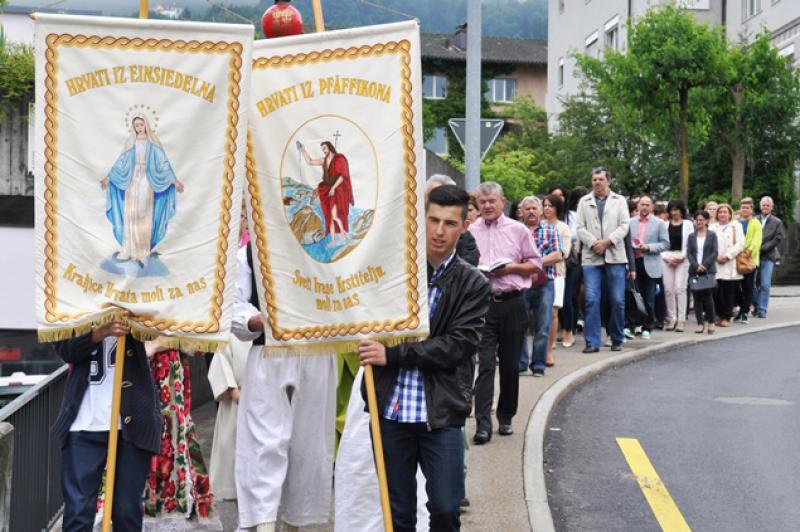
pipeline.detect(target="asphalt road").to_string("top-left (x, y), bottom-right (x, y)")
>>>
top-left (544, 326), bottom-right (800, 532)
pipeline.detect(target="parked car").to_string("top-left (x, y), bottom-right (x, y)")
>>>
top-left (0, 372), bottom-right (48, 409)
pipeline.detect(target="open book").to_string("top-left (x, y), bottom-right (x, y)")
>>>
top-left (478, 257), bottom-right (512, 274)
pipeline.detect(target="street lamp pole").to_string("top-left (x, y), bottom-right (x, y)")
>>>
top-left (465, 0), bottom-right (481, 192)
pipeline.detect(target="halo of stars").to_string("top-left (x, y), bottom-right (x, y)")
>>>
top-left (124, 104), bottom-right (159, 133)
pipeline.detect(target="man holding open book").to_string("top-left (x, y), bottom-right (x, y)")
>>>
top-left (469, 182), bottom-right (542, 445)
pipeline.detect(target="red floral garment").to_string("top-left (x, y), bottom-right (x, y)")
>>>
top-left (144, 349), bottom-right (213, 519)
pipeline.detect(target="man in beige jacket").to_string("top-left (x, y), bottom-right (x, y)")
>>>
top-left (576, 167), bottom-right (630, 353)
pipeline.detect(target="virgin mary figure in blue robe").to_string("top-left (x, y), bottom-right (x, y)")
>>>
top-left (102, 114), bottom-right (183, 264)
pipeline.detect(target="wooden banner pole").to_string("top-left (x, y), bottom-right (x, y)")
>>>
top-left (311, 0), bottom-right (325, 33)
top-left (364, 364), bottom-right (394, 532)
top-left (100, 335), bottom-right (127, 532)
top-left (309, 5), bottom-right (392, 529)
top-left (309, 5), bottom-right (392, 528)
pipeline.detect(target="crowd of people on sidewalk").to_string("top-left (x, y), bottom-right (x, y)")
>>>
top-left (53, 167), bottom-right (787, 532)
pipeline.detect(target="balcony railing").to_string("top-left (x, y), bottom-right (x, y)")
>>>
top-left (0, 352), bottom-right (213, 530)
top-left (0, 364), bottom-right (67, 531)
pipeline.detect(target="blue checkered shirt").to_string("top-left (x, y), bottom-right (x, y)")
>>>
top-left (534, 222), bottom-right (563, 280)
top-left (383, 251), bottom-right (455, 423)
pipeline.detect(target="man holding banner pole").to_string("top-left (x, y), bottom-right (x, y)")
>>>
top-left (53, 314), bottom-right (161, 531)
top-left (358, 185), bottom-right (490, 531)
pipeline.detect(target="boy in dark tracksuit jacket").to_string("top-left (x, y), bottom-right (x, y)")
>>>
top-left (53, 317), bottom-right (160, 531)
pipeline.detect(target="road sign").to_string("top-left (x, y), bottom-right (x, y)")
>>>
top-left (448, 118), bottom-right (505, 161)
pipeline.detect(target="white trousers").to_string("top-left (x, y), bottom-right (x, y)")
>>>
top-left (663, 259), bottom-right (690, 324)
top-left (236, 351), bottom-right (337, 529)
top-left (334, 367), bottom-right (428, 532)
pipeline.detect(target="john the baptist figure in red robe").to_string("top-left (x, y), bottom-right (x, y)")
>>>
top-left (298, 140), bottom-right (355, 245)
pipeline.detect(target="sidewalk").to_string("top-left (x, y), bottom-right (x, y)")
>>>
top-left (192, 291), bottom-right (800, 531)
top-left (465, 292), bottom-right (800, 532)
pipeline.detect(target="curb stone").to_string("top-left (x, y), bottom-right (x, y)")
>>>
top-left (523, 320), bottom-right (800, 532)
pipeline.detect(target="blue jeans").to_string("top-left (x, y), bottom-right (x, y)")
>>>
top-left (519, 280), bottom-right (555, 371)
top-left (378, 419), bottom-right (464, 532)
top-left (755, 259), bottom-right (775, 315)
top-left (583, 264), bottom-right (626, 348)
top-left (61, 431), bottom-right (152, 532)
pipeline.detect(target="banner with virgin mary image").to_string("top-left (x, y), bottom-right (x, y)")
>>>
top-left (33, 14), bottom-right (252, 351)
top-left (247, 21), bottom-right (429, 354)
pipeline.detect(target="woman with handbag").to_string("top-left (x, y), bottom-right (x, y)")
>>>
top-left (687, 210), bottom-right (718, 334)
top-left (710, 204), bottom-right (745, 327)
top-left (660, 199), bottom-right (694, 332)
top-left (559, 186), bottom-right (588, 347)
top-left (734, 198), bottom-right (762, 324)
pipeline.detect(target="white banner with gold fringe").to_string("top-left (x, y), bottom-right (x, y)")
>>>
top-left (247, 21), bottom-right (428, 354)
top-left (33, 14), bottom-right (252, 351)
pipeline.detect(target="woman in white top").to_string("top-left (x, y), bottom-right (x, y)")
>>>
top-left (710, 203), bottom-right (745, 326)
top-left (661, 199), bottom-right (694, 332)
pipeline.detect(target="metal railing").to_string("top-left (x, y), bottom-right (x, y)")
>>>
top-left (0, 365), bottom-right (67, 532)
top-left (0, 353), bottom-right (213, 530)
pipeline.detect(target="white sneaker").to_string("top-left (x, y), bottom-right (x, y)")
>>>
top-left (256, 523), bottom-right (277, 532)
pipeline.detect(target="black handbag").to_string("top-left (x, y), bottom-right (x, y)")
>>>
top-left (689, 273), bottom-right (716, 292)
top-left (625, 282), bottom-right (648, 323)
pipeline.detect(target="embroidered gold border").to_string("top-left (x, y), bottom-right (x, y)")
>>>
top-left (42, 33), bottom-right (244, 333)
top-left (248, 39), bottom-right (422, 341)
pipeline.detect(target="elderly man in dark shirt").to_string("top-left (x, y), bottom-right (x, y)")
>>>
top-left (754, 196), bottom-right (786, 318)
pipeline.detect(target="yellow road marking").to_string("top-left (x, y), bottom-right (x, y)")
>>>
top-left (616, 437), bottom-right (692, 532)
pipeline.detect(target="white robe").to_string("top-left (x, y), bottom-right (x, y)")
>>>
top-left (232, 246), bottom-right (337, 529)
top-left (334, 367), bottom-right (428, 532)
top-left (208, 335), bottom-right (250, 500)
top-left (120, 139), bottom-right (153, 261)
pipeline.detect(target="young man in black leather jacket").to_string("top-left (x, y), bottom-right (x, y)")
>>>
top-left (358, 185), bottom-right (490, 531)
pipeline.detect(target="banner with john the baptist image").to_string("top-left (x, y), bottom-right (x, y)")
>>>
top-left (247, 21), bottom-right (429, 354)
top-left (33, 14), bottom-right (252, 350)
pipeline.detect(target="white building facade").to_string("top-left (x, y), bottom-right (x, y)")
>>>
top-left (726, 0), bottom-right (800, 64)
top-left (544, 0), bottom-right (790, 126)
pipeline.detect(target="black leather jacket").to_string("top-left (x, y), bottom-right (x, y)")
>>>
top-left (364, 255), bottom-right (490, 429)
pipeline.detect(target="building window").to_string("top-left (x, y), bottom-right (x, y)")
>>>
top-left (743, 0), bottom-right (761, 19)
top-left (677, 0), bottom-right (711, 8)
top-left (558, 58), bottom-right (564, 88)
top-left (779, 44), bottom-right (795, 68)
top-left (484, 78), bottom-right (517, 103)
top-left (605, 27), bottom-right (618, 51)
top-left (423, 74), bottom-right (447, 99)
top-left (425, 127), bottom-right (449, 156)
top-left (585, 31), bottom-right (600, 58)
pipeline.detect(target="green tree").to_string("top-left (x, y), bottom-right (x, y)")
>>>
top-left (700, 31), bottom-right (800, 204)
top-left (459, 94), bottom-right (551, 199)
top-left (548, 91), bottom-right (678, 197)
top-left (0, 42), bottom-right (34, 114)
top-left (577, 6), bottom-right (728, 202)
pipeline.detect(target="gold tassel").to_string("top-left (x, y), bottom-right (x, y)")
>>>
top-left (260, 333), bottom-right (430, 358)
top-left (38, 310), bottom-right (225, 354)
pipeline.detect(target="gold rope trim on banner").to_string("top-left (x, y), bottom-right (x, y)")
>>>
top-left (42, 33), bottom-right (244, 335)
top-left (247, 39), bottom-right (422, 342)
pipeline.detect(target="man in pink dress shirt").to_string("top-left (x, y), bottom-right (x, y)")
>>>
top-left (469, 182), bottom-right (542, 444)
